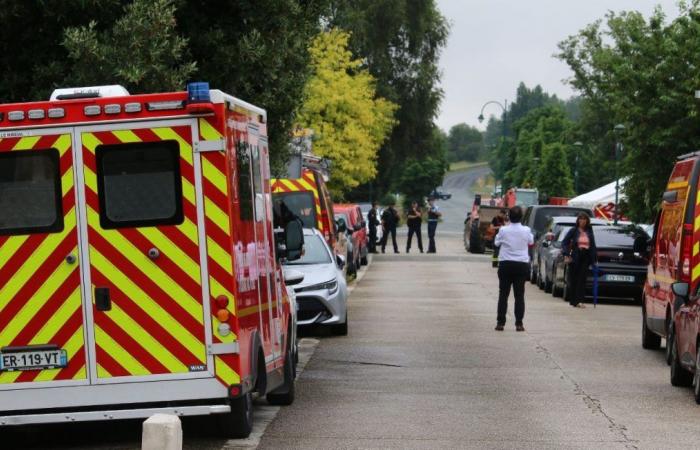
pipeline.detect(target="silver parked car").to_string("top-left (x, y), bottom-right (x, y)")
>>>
top-left (284, 228), bottom-right (349, 335)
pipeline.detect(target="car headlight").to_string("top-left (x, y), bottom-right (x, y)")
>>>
top-left (296, 279), bottom-right (339, 294)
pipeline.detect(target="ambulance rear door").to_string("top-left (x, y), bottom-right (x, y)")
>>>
top-left (75, 120), bottom-right (213, 384)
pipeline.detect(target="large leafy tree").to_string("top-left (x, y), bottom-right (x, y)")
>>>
top-left (296, 29), bottom-right (397, 199)
top-left (558, 2), bottom-right (700, 221)
top-left (447, 123), bottom-right (484, 162)
top-left (328, 0), bottom-right (449, 196)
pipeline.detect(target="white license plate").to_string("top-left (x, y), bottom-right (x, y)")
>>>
top-left (0, 349), bottom-right (67, 372)
top-left (603, 274), bottom-right (635, 283)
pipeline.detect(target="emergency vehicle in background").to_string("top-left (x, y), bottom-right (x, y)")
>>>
top-left (0, 82), bottom-right (304, 438)
top-left (272, 152), bottom-right (336, 250)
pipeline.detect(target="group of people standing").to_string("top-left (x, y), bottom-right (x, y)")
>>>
top-left (494, 209), bottom-right (598, 331)
top-left (366, 198), bottom-right (443, 254)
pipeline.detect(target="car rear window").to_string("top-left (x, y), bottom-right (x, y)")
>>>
top-left (273, 191), bottom-right (317, 229)
top-left (593, 227), bottom-right (636, 248)
top-left (533, 208), bottom-right (588, 234)
top-left (96, 140), bottom-right (183, 229)
top-left (0, 149), bottom-right (63, 235)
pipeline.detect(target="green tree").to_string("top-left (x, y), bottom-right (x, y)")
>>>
top-left (558, 2), bottom-right (700, 221)
top-left (396, 147), bottom-right (448, 206)
top-left (296, 29), bottom-right (397, 198)
top-left (447, 123), bottom-right (484, 162)
top-left (63, 0), bottom-right (196, 93)
top-left (537, 142), bottom-right (574, 199)
top-left (328, 0), bottom-right (449, 196)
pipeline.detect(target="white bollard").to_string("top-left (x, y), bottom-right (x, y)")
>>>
top-left (142, 414), bottom-right (183, 450)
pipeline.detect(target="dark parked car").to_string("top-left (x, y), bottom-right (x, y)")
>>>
top-left (551, 225), bottom-right (649, 303)
top-left (431, 188), bottom-right (451, 200)
top-left (537, 226), bottom-right (571, 293)
top-left (522, 205), bottom-right (593, 282)
top-left (533, 216), bottom-right (606, 288)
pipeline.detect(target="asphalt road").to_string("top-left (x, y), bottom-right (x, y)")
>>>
top-left (9, 166), bottom-right (700, 449)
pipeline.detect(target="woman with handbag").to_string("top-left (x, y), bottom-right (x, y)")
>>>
top-left (561, 213), bottom-right (597, 308)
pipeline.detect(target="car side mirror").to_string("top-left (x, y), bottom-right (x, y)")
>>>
top-left (336, 254), bottom-right (346, 269)
top-left (672, 282), bottom-right (690, 303)
top-left (283, 269), bottom-right (305, 286)
top-left (284, 219), bottom-right (304, 261)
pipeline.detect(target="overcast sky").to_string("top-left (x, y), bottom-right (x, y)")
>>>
top-left (435, 0), bottom-right (680, 132)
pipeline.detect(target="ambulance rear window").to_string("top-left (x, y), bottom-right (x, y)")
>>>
top-left (96, 141), bottom-right (183, 229)
top-left (272, 191), bottom-right (316, 229)
top-left (0, 149), bottom-right (63, 235)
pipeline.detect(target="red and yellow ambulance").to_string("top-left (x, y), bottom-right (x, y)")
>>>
top-left (0, 82), bottom-right (302, 438)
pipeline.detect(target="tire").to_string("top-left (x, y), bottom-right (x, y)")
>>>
top-left (469, 224), bottom-right (484, 254)
top-left (218, 391), bottom-right (253, 438)
top-left (694, 345), bottom-right (700, 404)
top-left (552, 267), bottom-right (563, 298)
top-left (670, 332), bottom-right (693, 387)
top-left (666, 316), bottom-right (673, 365)
top-left (544, 270), bottom-right (553, 293)
top-left (642, 306), bottom-right (662, 350)
top-left (332, 320), bottom-right (348, 336)
top-left (267, 347), bottom-right (295, 406)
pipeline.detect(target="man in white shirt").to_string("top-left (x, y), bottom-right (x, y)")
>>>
top-left (493, 205), bottom-right (533, 332)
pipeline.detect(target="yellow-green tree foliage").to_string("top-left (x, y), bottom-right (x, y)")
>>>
top-left (297, 29), bottom-right (397, 198)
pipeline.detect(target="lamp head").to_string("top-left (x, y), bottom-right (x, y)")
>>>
top-left (614, 124), bottom-right (625, 134)
top-left (478, 114), bottom-right (484, 123)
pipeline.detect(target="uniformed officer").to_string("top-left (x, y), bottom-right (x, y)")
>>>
top-left (368, 201), bottom-right (380, 253)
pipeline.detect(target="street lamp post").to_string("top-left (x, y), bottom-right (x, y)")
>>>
top-left (478, 100), bottom-right (508, 196)
top-left (613, 124), bottom-right (625, 225)
top-left (573, 141), bottom-right (583, 194)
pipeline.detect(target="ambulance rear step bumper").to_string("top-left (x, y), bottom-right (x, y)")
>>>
top-left (0, 404), bottom-right (230, 426)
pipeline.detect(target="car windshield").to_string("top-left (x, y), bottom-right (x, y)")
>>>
top-left (593, 226), bottom-right (637, 248)
top-left (273, 191), bottom-right (316, 229)
top-left (285, 234), bottom-right (332, 265)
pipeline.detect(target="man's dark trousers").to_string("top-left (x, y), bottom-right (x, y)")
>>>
top-left (406, 225), bottom-right (423, 252)
top-left (497, 260), bottom-right (529, 325)
top-left (368, 226), bottom-right (377, 253)
top-left (427, 221), bottom-right (438, 253)
top-left (381, 226), bottom-right (398, 253)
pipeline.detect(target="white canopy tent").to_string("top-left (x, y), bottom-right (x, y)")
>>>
top-left (567, 179), bottom-right (627, 210)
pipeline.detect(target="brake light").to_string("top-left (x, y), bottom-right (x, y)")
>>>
top-left (215, 295), bottom-right (229, 309)
top-left (681, 223), bottom-right (693, 282)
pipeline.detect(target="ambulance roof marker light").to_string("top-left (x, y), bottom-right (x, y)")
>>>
top-left (186, 81), bottom-right (215, 114)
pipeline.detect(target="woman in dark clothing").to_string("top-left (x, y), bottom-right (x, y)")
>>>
top-left (561, 213), bottom-right (597, 308)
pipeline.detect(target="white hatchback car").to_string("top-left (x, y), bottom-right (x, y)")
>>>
top-left (285, 228), bottom-right (349, 335)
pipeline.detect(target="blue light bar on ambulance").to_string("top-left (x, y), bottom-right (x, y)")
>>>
top-left (187, 82), bottom-right (211, 103)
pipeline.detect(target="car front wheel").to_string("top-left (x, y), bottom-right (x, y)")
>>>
top-left (694, 346), bottom-right (700, 404)
top-left (670, 333), bottom-right (692, 387)
top-left (642, 305), bottom-right (662, 350)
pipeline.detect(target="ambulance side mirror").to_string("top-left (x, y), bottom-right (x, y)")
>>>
top-left (285, 219), bottom-right (304, 261)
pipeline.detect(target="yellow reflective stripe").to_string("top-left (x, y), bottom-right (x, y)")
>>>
top-left (87, 208), bottom-right (203, 323)
top-left (137, 227), bottom-right (200, 284)
top-left (297, 179), bottom-right (316, 192)
top-left (12, 136), bottom-right (41, 150)
top-left (72, 367), bottom-right (87, 380)
top-left (61, 167), bottom-right (74, 196)
top-left (280, 179), bottom-right (300, 192)
top-left (693, 264), bottom-right (700, 282)
top-left (111, 129), bottom-right (141, 143)
top-left (1, 248), bottom-right (79, 344)
top-left (90, 249), bottom-right (206, 363)
top-left (215, 356), bottom-right (240, 385)
top-left (0, 368), bottom-right (21, 383)
top-left (182, 178), bottom-right (196, 208)
top-left (205, 197), bottom-right (230, 233)
top-left (30, 287), bottom-right (81, 345)
top-left (151, 127), bottom-right (194, 166)
top-left (81, 133), bottom-right (102, 152)
top-left (696, 214), bottom-right (700, 233)
top-left (238, 302), bottom-right (271, 318)
top-left (695, 242), bottom-right (700, 257)
top-left (0, 211), bottom-right (76, 313)
top-left (199, 118), bottom-right (223, 141)
top-left (33, 327), bottom-right (85, 382)
top-left (207, 237), bottom-right (232, 274)
top-left (53, 134), bottom-right (72, 156)
top-left (97, 365), bottom-right (112, 378)
top-left (95, 325), bottom-right (150, 377)
top-left (102, 302), bottom-right (189, 373)
top-left (0, 235), bottom-right (29, 267)
top-left (668, 181), bottom-right (688, 190)
top-left (202, 157), bottom-right (228, 196)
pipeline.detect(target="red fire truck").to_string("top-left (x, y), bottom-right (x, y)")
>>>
top-left (0, 82), bottom-right (303, 438)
